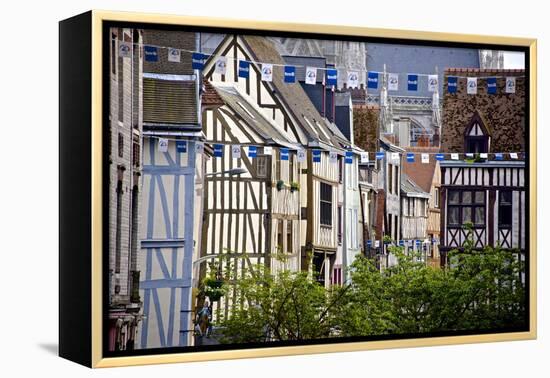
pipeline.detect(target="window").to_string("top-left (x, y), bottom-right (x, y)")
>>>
top-left (286, 222), bottom-right (293, 254)
top-left (465, 121), bottom-right (489, 153)
top-left (419, 199), bottom-right (426, 217)
top-left (388, 164), bottom-right (393, 194)
top-left (434, 188), bottom-right (440, 208)
top-left (337, 205), bottom-right (342, 244)
top-left (499, 191), bottom-right (513, 228)
top-left (256, 156), bottom-right (267, 177)
top-left (447, 190), bottom-right (486, 227)
top-left (118, 133), bottom-right (124, 158)
top-left (111, 32), bottom-right (117, 75)
top-left (338, 157), bottom-right (343, 183)
top-left (320, 183), bottom-right (333, 227)
top-left (132, 139), bottom-right (140, 167)
top-left (394, 166), bottom-right (399, 195)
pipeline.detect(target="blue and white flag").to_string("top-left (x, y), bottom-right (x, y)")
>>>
top-left (168, 48), bottom-right (181, 63)
top-left (195, 141), bottom-right (204, 155)
top-left (261, 63), bottom-right (273, 82)
top-left (264, 146), bottom-right (273, 155)
top-left (360, 152), bottom-right (369, 164)
top-left (448, 76), bottom-right (458, 93)
top-left (367, 71), bottom-right (379, 89)
top-left (421, 153), bottom-right (429, 164)
top-left (465, 153), bottom-right (474, 159)
top-left (238, 60), bottom-right (250, 79)
top-left (345, 151), bottom-right (353, 164)
top-left (388, 73), bottom-right (399, 91)
top-left (480, 153), bottom-right (488, 159)
top-left (406, 152), bottom-right (415, 162)
top-left (510, 152), bottom-right (519, 160)
top-left (214, 144), bottom-right (223, 158)
top-left (312, 149), bottom-right (322, 163)
top-left (506, 77), bottom-right (516, 93)
top-left (436, 153), bottom-right (445, 161)
top-left (231, 145), bottom-right (241, 159)
top-left (214, 56), bottom-right (227, 75)
top-left (494, 153), bottom-right (504, 161)
top-left (407, 74), bottom-right (418, 91)
top-left (305, 66), bottom-right (317, 85)
top-left (326, 69), bottom-right (338, 86)
top-left (375, 152), bottom-right (385, 160)
top-left (144, 46), bottom-right (158, 62)
top-left (158, 138), bottom-right (168, 153)
top-left (280, 148), bottom-right (289, 161)
top-left (487, 77), bottom-right (497, 94)
top-left (248, 146), bottom-right (257, 158)
top-left (428, 74), bottom-right (438, 92)
top-left (118, 42), bottom-right (132, 58)
top-left (451, 153), bottom-right (459, 160)
top-left (367, 240), bottom-right (372, 247)
top-left (284, 65), bottom-right (296, 83)
top-left (192, 52), bottom-right (206, 70)
top-left (467, 77), bottom-right (478, 95)
top-left (399, 240), bottom-right (405, 247)
top-left (176, 140), bottom-right (187, 153)
top-left (347, 71), bottom-right (359, 88)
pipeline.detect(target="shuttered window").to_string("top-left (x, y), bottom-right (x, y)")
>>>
top-left (143, 78), bottom-right (198, 125)
top-left (320, 183), bottom-right (333, 227)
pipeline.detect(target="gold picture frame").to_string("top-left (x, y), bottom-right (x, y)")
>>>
top-left (59, 9), bottom-right (537, 368)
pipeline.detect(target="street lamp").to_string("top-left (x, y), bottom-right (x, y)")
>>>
top-left (206, 167), bottom-right (247, 177)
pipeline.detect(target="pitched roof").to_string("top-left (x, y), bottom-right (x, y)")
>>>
top-left (240, 35), bottom-right (348, 149)
top-left (401, 173), bottom-right (430, 198)
top-left (209, 82), bottom-right (297, 147)
top-left (402, 146), bottom-right (439, 193)
top-left (202, 80), bottom-right (224, 107)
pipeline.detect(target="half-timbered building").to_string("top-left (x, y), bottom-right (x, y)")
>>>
top-left (439, 68), bottom-right (525, 264)
top-left (201, 35), bottom-right (351, 289)
top-left (400, 174), bottom-right (430, 261)
top-left (137, 30), bottom-right (204, 349)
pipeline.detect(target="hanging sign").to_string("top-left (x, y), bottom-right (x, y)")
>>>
top-left (467, 77), bottom-right (478, 94)
top-left (326, 69), bottom-right (338, 86)
top-left (280, 148), bottom-right (289, 161)
top-left (168, 48), bottom-right (181, 63)
top-left (213, 144), bottom-right (223, 158)
top-left (284, 65), bottom-right (296, 83)
top-left (248, 146), bottom-right (257, 158)
top-left (367, 71), bottom-right (379, 89)
top-left (158, 138), bottom-right (168, 153)
top-left (345, 151), bottom-right (353, 164)
top-left (487, 77), bottom-right (497, 94)
top-left (231, 145), bottom-right (241, 159)
top-left (297, 148), bottom-right (306, 163)
top-left (214, 56), bottom-right (227, 75)
top-left (261, 63), bottom-right (273, 82)
top-left (263, 146), bottom-right (273, 156)
top-left (313, 150), bottom-right (322, 163)
top-left (347, 71), bottom-right (359, 88)
top-left (448, 76), bottom-right (458, 93)
top-left (407, 74), bottom-right (418, 91)
top-left (118, 42), bottom-right (132, 58)
top-left (421, 153), bottom-right (429, 164)
top-left (305, 66), bottom-right (317, 85)
top-left (388, 73), bottom-right (399, 91)
top-left (506, 77), bottom-right (516, 93)
top-left (428, 74), bottom-right (438, 92)
top-left (192, 52), bottom-right (206, 70)
top-left (144, 46), bottom-right (159, 62)
top-left (238, 60), bottom-right (250, 79)
top-left (176, 140), bottom-right (187, 153)
top-left (195, 141), bottom-right (204, 155)
top-left (360, 152), bottom-right (369, 164)
top-left (406, 153), bottom-right (415, 163)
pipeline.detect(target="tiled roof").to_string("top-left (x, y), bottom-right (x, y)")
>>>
top-left (202, 80), bottom-right (224, 107)
top-left (401, 173), bottom-right (430, 198)
top-left (402, 146), bottom-right (439, 193)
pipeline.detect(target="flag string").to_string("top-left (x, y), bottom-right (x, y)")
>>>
top-left (114, 38), bottom-right (525, 79)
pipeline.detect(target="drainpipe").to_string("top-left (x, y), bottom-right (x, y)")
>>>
top-left (342, 157), bottom-right (348, 281)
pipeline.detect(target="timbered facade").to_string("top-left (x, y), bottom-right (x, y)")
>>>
top-left (137, 30), bottom-right (203, 349)
top-left (201, 35), bottom-right (351, 289)
top-left (440, 68), bottom-right (526, 263)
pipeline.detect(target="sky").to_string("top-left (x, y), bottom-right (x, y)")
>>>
top-left (503, 51), bottom-right (525, 68)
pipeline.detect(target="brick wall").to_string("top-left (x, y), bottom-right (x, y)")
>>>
top-left (441, 68), bottom-right (525, 153)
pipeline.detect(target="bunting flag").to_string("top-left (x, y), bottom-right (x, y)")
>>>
top-left (213, 144), bottom-right (223, 158)
top-left (264, 146), bottom-right (273, 155)
top-left (261, 63), bottom-right (273, 82)
top-left (144, 46), bottom-right (159, 62)
top-left (374, 240), bottom-right (380, 248)
top-left (407, 74), bottom-right (418, 91)
top-left (506, 77), bottom-right (516, 93)
top-left (305, 66), bottom-right (317, 85)
top-left (360, 152), bottom-right (369, 164)
top-left (214, 56), bottom-right (227, 75)
top-left (345, 151), bottom-right (353, 164)
top-left (313, 149), bottom-right (322, 163)
top-left (158, 138), bottom-right (168, 152)
top-left (399, 240), bottom-right (405, 247)
top-left (231, 145), bottom-right (241, 159)
top-left (510, 152), bottom-right (519, 159)
top-left (406, 152), bottom-right (415, 162)
top-left (195, 141), bottom-right (204, 155)
top-left (465, 153), bottom-right (474, 159)
top-left (388, 73), bottom-right (399, 91)
top-left (118, 42), bottom-right (132, 58)
top-left (428, 74), bottom-right (438, 92)
top-left (451, 153), bottom-right (459, 160)
top-left (367, 71), bottom-right (379, 89)
top-left (329, 151), bottom-right (338, 164)
top-left (367, 240), bottom-right (372, 247)
top-left (280, 148), bottom-right (289, 161)
top-left (326, 69), bottom-right (338, 86)
top-left (391, 152), bottom-right (399, 160)
top-left (421, 153), bottom-right (429, 164)
top-left (376, 152), bottom-right (385, 160)
top-left (416, 239), bottom-right (422, 247)
top-left (176, 140), bottom-right (187, 153)
top-left (248, 146), bottom-right (257, 158)
top-left (467, 77), bottom-right (478, 94)
top-left (192, 52), bottom-right (206, 70)
top-left (480, 153), bottom-right (488, 159)
top-left (238, 60), bottom-right (250, 79)
top-left (436, 153), bottom-right (445, 161)
top-left (347, 71), bottom-right (359, 88)
top-left (487, 77), bottom-right (497, 94)
top-left (168, 48), bottom-right (181, 63)
top-left (448, 76), bottom-right (458, 93)
top-left (284, 65), bottom-right (296, 83)
top-left (495, 153), bottom-right (504, 161)
top-left (297, 148), bottom-right (306, 163)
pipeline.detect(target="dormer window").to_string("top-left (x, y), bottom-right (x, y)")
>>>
top-left (464, 113), bottom-right (490, 154)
